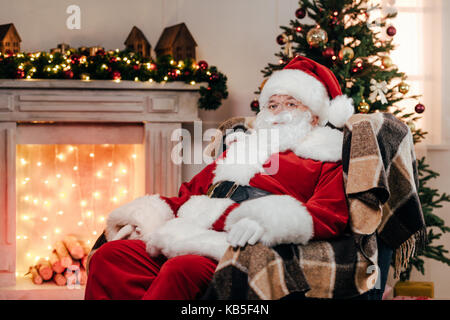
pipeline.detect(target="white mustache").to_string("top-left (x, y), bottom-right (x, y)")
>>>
top-left (264, 111), bottom-right (294, 125)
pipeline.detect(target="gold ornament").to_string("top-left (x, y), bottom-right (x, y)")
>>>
top-left (407, 121), bottom-right (416, 132)
top-left (398, 82), bottom-right (410, 94)
top-left (306, 27), bottom-right (328, 47)
top-left (339, 47), bottom-right (354, 61)
top-left (382, 56), bottom-right (393, 68)
top-left (358, 100), bottom-right (370, 113)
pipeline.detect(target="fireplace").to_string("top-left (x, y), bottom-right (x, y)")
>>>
top-left (0, 79), bottom-right (202, 299)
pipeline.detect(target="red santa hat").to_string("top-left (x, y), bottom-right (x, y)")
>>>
top-left (258, 55), bottom-right (355, 128)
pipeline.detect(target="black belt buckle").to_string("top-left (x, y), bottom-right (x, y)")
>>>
top-left (207, 181), bottom-right (238, 199)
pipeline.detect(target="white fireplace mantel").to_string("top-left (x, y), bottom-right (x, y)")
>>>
top-left (0, 79), bottom-right (205, 298)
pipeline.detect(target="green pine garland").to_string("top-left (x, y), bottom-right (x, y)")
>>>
top-left (257, 0), bottom-right (450, 280)
top-left (0, 48), bottom-right (228, 111)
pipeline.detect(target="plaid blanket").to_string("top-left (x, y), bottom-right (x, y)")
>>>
top-left (202, 112), bottom-right (426, 300)
top-left (342, 112), bottom-right (426, 277)
top-left (202, 234), bottom-right (378, 299)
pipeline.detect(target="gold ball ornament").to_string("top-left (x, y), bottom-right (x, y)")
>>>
top-left (306, 27), bottom-right (328, 47)
top-left (358, 100), bottom-right (370, 113)
top-left (398, 82), bottom-right (410, 94)
top-left (339, 47), bottom-right (354, 61)
top-left (382, 56), bottom-right (393, 68)
top-left (407, 121), bottom-right (416, 132)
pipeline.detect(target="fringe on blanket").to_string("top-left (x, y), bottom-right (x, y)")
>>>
top-left (393, 228), bottom-right (427, 278)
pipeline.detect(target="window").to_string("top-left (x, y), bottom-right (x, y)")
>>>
top-left (372, 0), bottom-right (442, 144)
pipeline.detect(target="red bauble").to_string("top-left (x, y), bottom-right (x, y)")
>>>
top-left (209, 73), bottom-right (219, 82)
top-left (96, 49), bottom-right (106, 56)
top-left (198, 60), bottom-right (208, 70)
top-left (276, 34), bottom-right (286, 45)
top-left (133, 64), bottom-right (140, 71)
top-left (63, 70), bottom-right (74, 79)
top-left (250, 99), bottom-right (260, 111)
top-left (15, 69), bottom-right (25, 79)
top-left (70, 54), bottom-right (81, 65)
top-left (415, 103), bottom-right (425, 114)
top-left (322, 47), bottom-right (335, 59)
top-left (387, 26), bottom-right (397, 37)
top-left (295, 8), bottom-right (306, 19)
top-left (112, 71), bottom-right (121, 80)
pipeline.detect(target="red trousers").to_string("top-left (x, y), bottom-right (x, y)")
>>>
top-left (84, 239), bottom-right (218, 300)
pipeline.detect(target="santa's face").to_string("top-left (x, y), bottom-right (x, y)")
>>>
top-left (253, 94), bottom-right (319, 152)
top-left (265, 94), bottom-right (319, 126)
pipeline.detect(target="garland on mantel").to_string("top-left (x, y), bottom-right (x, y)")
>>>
top-left (0, 49), bottom-right (228, 111)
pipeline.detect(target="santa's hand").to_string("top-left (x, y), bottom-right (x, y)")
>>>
top-left (227, 218), bottom-right (264, 247)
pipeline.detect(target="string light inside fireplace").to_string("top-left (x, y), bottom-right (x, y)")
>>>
top-left (16, 143), bottom-right (145, 276)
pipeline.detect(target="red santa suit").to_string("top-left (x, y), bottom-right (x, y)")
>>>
top-left (85, 55), bottom-right (355, 300)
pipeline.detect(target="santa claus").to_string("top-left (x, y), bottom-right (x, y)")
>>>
top-left (84, 56), bottom-right (355, 300)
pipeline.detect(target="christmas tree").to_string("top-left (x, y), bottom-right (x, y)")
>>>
top-left (253, 0), bottom-right (450, 281)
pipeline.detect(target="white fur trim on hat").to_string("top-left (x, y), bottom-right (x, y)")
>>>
top-left (259, 69), bottom-right (355, 127)
top-left (327, 94), bottom-right (355, 128)
top-left (259, 69), bottom-right (330, 126)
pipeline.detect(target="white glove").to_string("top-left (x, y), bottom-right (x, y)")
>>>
top-left (227, 218), bottom-right (264, 248)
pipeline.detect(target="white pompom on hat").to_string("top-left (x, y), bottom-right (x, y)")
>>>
top-left (259, 55), bottom-right (355, 128)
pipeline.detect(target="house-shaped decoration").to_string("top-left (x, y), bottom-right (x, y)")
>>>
top-left (124, 26), bottom-right (151, 58)
top-left (0, 23), bottom-right (21, 54)
top-left (155, 23), bottom-right (197, 61)
top-left (50, 43), bottom-right (71, 54)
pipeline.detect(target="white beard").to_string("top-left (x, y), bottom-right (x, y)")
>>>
top-left (253, 108), bottom-right (314, 152)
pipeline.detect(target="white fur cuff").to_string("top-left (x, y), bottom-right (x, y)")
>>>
top-left (105, 194), bottom-right (174, 241)
top-left (224, 195), bottom-right (314, 246)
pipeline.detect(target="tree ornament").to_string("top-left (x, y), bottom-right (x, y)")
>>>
top-left (112, 71), bottom-right (121, 81)
top-left (322, 47), bottom-right (335, 59)
top-left (209, 73), bottom-right (219, 82)
top-left (250, 99), bottom-right (260, 112)
top-left (306, 27), bottom-right (328, 47)
top-left (407, 121), bottom-right (416, 132)
top-left (295, 8), bottom-right (307, 19)
top-left (338, 47), bottom-right (354, 61)
top-left (415, 103), bottom-right (425, 114)
top-left (133, 64), bottom-right (140, 71)
top-left (279, 33), bottom-right (294, 58)
top-left (382, 56), bottom-right (393, 68)
top-left (387, 26), bottom-right (397, 37)
top-left (15, 68), bottom-right (25, 79)
top-left (198, 60), bottom-right (208, 70)
top-left (96, 49), bottom-right (106, 56)
top-left (70, 54), bottom-right (81, 65)
top-left (109, 56), bottom-right (117, 63)
top-left (358, 100), bottom-right (370, 113)
top-left (369, 79), bottom-right (389, 104)
top-left (398, 82), bottom-right (410, 94)
top-left (276, 34), bottom-right (287, 45)
top-left (63, 69), bottom-right (74, 79)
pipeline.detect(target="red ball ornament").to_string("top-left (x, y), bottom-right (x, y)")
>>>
top-left (387, 26), bottom-right (397, 37)
top-left (15, 69), bottom-right (25, 79)
top-left (322, 47), bottom-right (335, 59)
top-left (63, 70), bottom-right (74, 79)
top-left (198, 60), bottom-right (208, 70)
top-left (133, 64), bottom-right (140, 71)
top-left (250, 99), bottom-right (260, 111)
top-left (109, 56), bottom-right (117, 63)
top-left (70, 54), bottom-right (81, 65)
top-left (112, 71), bottom-right (121, 80)
top-left (276, 34), bottom-right (286, 45)
top-left (209, 73), bottom-right (219, 82)
top-left (96, 49), bottom-right (106, 56)
top-left (295, 8), bottom-right (306, 19)
top-left (415, 103), bottom-right (425, 114)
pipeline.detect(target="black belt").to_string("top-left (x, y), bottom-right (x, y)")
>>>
top-left (207, 180), bottom-right (272, 204)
